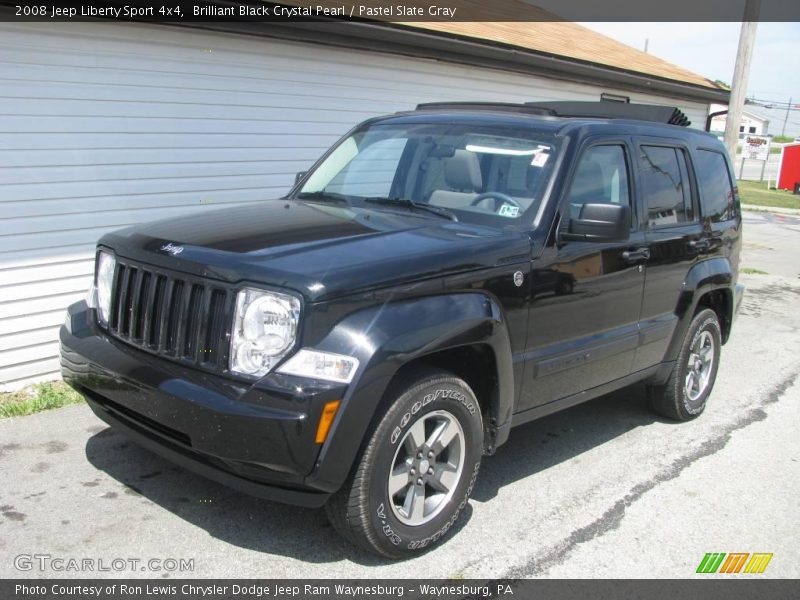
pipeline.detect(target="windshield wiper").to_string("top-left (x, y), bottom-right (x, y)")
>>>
top-left (364, 197), bottom-right (458, 222)
top-left (295, 191), bottom-right (351, 204)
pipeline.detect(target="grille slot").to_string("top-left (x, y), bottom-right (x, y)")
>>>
top-left (107, 259), bottom-right (231, 372)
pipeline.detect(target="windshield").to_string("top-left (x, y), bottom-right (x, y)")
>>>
top-left (294, 122), bottom-right (560, 227)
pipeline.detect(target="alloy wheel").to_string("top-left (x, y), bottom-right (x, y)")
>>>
top-left (387, 410), bottom-right (465, 526)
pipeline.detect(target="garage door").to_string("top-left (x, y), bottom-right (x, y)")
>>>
top-left (0, 22), bottom-right (710, 389)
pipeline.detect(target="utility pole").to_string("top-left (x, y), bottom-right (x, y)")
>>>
top-left (723, 0), bottom-right (761, 163)
top-left (781, 96), bottom-right (792, 137)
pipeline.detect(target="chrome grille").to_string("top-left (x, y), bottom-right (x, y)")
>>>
top-left (107, 259), bottom-right (232, 371)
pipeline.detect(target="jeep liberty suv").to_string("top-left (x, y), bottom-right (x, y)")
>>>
top-left (61, 101), bottom-right (744, 557)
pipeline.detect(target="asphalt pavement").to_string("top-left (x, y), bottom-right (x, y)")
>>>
top-left (1, 210), bottom-right (798, 579)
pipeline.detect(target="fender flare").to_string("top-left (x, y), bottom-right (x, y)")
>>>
top-left (303, 292), bottom-right (514, 493)
top-left (663, 257), bottom-right (734, 363)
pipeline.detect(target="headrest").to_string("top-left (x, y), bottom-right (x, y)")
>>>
top-left (569, 160), bottom-right (607, 204)
top-left (444, 150), bottom-right (482, 192)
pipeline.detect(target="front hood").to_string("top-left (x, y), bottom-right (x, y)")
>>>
top-left (100, 199), bottom-right (531, 301)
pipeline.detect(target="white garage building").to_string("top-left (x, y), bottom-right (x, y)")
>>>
top-left (0, 19), bottom-right (728, 389)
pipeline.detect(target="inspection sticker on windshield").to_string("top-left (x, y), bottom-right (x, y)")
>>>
top-left (499, 204), bottom-right (520, 218)
top-left (531, 152), bottom-right (549, 167)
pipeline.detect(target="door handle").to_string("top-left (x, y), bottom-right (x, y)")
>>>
top-left (688, 239), bottom-right (711, 252)
top-left (622, 247), bottom-right (650, 263)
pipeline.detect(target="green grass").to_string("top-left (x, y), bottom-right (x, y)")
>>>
top-left (0, 381), bottom-right (84, 418)
top-left (738, 146), bottom-right (781, 154)
top-left (736, 146), bottom-right (782, 154)
top-left (737, 180), bottom-right (800, 210)
top-left (741, 267), bottom-right (769, 275)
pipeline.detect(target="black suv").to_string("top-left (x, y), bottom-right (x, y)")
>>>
top-left (61, 102), bottom-right (744, 558)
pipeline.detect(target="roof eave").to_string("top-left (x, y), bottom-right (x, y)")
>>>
top-left (173, 20), bottom-right (730, 104)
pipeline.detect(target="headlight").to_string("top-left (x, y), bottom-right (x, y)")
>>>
top-left (230, 288), bottom-right (300, 377)
top-left (277, 349), bottom-right (359, 384)
top-left (95, 251), bottom-right (116, 327)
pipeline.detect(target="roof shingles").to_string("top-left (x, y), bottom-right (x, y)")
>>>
top-left (403, 21), bottom-right (721, 90)
top-left (282, 0), bottom-right (721, 91)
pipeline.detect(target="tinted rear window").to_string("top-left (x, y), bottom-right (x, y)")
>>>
top-left (695, 150), bottom-right (736, 222)
top-left (639, 145), bottom-right (693, 228)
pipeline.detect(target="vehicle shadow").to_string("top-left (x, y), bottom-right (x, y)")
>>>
top-left (471, 384), bottom-right (659, 502)
top-left (85, 384), bottom-right (660, 566)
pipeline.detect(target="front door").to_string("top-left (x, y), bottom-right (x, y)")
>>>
top-left (518, 140), bottom-right (646, 412)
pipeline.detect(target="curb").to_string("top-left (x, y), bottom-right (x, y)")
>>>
top-left (741, 204), bottom-right (800, 216)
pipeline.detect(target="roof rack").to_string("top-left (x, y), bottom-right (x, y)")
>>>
top-left (525, 102), bottom-right (691, 127)
top-left (415, 101), bottom-right (691, 127)
top-left (415, 101), bottom-right (553, 116)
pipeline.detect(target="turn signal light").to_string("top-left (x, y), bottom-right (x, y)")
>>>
top-left (315, 400), bottom-right (341, 444)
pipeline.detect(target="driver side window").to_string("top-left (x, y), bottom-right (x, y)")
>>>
top-left (566, 145), bottom-right (631, 221)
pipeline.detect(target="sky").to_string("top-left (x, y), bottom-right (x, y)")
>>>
top-left (581, 22), bottom-right (800, 137)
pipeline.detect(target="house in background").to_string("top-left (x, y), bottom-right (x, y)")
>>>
top-left (0, 15), bottom-right (728, 390)
top-left (709, 103), bottom-right (771, 136)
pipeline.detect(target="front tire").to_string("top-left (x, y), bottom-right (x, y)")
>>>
top-left (325, 368), bottom-right (483, 558)
top-left (648, 308), bottom-right (721, 421)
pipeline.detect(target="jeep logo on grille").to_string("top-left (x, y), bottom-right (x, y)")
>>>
top-left (159, 242), bottom-right (184, 256)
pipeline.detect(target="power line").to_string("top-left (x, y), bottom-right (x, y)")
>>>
top-left (747, 89), bottom-right (800, 97)
top-left (747, 99), bottom-right (800, 111)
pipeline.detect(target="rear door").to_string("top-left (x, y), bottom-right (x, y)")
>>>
top-left (692, 147), bottom-right (742, 272)
top-left (633, 138), bottom-right (704, 370)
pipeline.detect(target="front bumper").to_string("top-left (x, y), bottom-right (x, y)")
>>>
top-left (60, 301), bottom-right (346, 508)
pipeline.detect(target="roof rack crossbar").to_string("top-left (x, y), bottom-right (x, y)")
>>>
top-left (414, 102), bottom-right (555, 116)
top-left (415, 101), bottom-right (691, 127)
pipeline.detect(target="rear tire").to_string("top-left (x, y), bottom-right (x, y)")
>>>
top-left (325, 368), bottom-right (483, 558)
top-left (648, 308), bottom-right (721, 421)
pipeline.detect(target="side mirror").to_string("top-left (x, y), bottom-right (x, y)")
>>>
top-left (295, 171), bottom-right (307, 184)
top-left (561, 203), bottom-right (630, 243)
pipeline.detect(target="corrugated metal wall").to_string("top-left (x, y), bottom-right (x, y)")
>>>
top-left (0, 22), bottom-right (710, 389)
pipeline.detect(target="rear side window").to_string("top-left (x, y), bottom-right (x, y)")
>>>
top-left (639, 145), bottom-right (694, 228)
top-left (694, 150), bottom-right (736, 222)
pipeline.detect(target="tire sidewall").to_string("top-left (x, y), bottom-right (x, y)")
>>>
top-left (676, 310), bottom-right (721, 417)
top-left (363, 376), bottom-right (483, 556)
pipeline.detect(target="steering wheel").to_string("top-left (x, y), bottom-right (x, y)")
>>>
top-left (470, 192), bottom-right (520, 212)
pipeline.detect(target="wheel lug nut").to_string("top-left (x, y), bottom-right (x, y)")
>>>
top-left (427, 451), bottom-right (434, 459)
top-left (417, 452), bottom-right (423, 459)
top-left (428, 467), bottom-right (434, 474)
top-left (410, 468), bottom-right (415, 475)
top-left (416, 478), bottom-right (423, 486)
